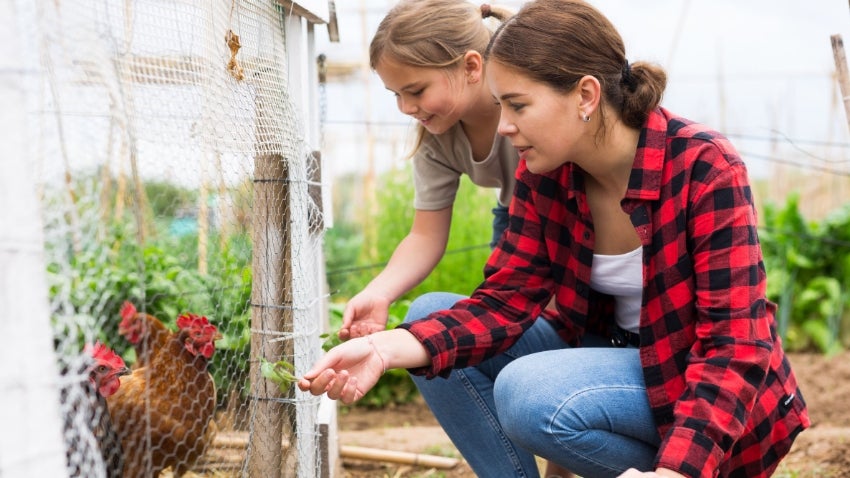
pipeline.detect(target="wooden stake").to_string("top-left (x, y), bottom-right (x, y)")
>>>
top-left (198, 166), bottom-right (209, 275)
top-left (340, 445), bottom-right (460, 469)
top-left (830, 34), bottom-right (850, 134)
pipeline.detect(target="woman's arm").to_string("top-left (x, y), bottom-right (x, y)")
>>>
top-left (298, 328), bottom-right (430, 404)
top-left (340, 207), bottom-right (453, 339)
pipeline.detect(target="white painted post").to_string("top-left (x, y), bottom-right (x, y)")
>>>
top-left (0, 2), bottom-right (68, 477)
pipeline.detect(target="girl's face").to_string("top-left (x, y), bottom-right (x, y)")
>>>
top-left (487, 61), bottom-right (587, 174)
top-left (375, 57), bottom-right (469, 135)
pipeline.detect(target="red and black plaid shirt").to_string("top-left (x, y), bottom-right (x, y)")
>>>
top-left (400, 107), bottom-right (809, 477)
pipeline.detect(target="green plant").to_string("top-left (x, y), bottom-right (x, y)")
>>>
top-left (46, 194), bottom-right (254, 404)
top-left (408, 175), bottom-right (494, 299)
top-left (370, 168), bottom-right (493, 300)
top-left (323, 219), bottom-right (364, 298)
top-left (326, 165), bottom-right (495, 304)
top-left (760, 194), bottom-right (850, 354)
top-left (144, 180), bottom-right (197, 218)
top-left (260, 357), bottom-right (298, 392)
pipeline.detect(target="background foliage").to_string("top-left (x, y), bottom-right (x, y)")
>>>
top-left (48, 167), bottom-right (850, 410)
top-left (46, 176), bottom-right (254, 405)
top-left (760, 193), bottom-right (850, 355)
top-left (327, 165), bottom-right (494, 303)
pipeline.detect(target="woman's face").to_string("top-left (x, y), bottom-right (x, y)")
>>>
top-left (487, 61), bottom-right (586, 174)
top-left (375, 57), bottom-right (469, 135)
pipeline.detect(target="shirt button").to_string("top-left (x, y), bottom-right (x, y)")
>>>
top-left (583, 231), bottom-right (591, 240)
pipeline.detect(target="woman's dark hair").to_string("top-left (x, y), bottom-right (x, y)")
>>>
top-left (485, 0), bottom-right (666, 129)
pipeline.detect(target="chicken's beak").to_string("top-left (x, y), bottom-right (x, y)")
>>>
top-left (117, 366), bottom-right (131, 377)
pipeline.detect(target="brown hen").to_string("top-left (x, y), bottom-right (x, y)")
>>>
top-left (107, 312), bottom-right (220, 477)
top-left (118, 301), bottom-right (173, 369)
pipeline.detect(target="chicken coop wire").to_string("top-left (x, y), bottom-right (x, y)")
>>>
top-left (15, 0), bottom-right (328, 477)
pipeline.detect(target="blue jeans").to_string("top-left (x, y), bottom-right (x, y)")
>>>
top-left (491, 203), bottom-right (509, 249)
top-left (404, 292), bottom-right (661, 477)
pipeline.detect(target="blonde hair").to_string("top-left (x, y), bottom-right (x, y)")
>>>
top-left (486, 0), bottom-right (666, 131)
top-left (370, 0), bottom-right (513, 157)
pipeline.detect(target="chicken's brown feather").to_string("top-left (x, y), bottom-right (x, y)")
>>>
top-left (107, 327), bottom-right (218, 477)
top-left (121, 311), bottom-right (173, 369)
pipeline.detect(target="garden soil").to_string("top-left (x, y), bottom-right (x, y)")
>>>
top-left (337, 351), bottom-right (850, 477)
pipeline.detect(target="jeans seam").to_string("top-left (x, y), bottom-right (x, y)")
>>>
top-left (457, 368), bottom-right (533, 478)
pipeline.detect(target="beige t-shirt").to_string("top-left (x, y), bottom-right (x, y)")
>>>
top-left (412, 123), bottom-right (519, 210)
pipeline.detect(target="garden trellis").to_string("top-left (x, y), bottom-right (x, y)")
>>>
top-left (1, 0), bottom-right (335, 477)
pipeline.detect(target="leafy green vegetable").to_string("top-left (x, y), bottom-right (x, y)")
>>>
top-left (260, 358), bottom-right (298, 392)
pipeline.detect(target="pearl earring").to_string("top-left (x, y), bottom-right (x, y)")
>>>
top-left (582, 113), bottom-right (590, 123)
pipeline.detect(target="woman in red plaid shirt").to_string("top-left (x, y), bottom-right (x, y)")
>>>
top-left (300, 1), bottom-right (809, 476)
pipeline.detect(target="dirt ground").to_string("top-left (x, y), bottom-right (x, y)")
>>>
top-left (337, 351), bottom-right (850, 478)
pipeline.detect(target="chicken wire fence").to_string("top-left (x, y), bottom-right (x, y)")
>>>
top-left (7, 0), bottom-right (329, 477)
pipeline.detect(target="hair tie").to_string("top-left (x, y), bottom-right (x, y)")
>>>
top-left (481, 3), bottom-right (492, 19)
top-left (621, 60), bottom-right (637, 92)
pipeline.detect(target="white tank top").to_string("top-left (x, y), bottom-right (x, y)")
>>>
top-left (589, 247), bottom-right (643, 333)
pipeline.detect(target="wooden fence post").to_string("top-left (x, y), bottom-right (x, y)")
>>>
top-left (247, 95), bottom-right (295, 478)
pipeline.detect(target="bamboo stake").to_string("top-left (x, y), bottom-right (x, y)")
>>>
top-left (340, 445), bottom-right (459, 469)
top-left (830, 34), bottom-right (850, 219)
top-left (359, 0), bottom-right (377, 262)
top-left (121, 0), bottom-right (148, 245)
top-left (198, 153), bottom-right (209, 276)
top-left (830, 34), bottom-right (850, 135)
top-left (215, 151), bottom-right (228, 251)
top-left (768, 113), bottom-right (782, 213)
top-left (37, 1), bottom-right (82, 254)
top-left (98, 119), bottom-right (116, 241)
top-left (114, 138), bottom-right (127, 224)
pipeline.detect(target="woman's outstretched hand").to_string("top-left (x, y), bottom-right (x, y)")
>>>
top-left (299, 329), bottom-right (430, 404)
top-left (298, 335), bottom-right (385, 404)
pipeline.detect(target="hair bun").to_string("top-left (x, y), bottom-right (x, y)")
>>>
top-left (481, 3), bottom-right (492, 18)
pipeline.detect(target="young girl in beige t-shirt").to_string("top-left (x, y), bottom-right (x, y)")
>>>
top-left (339, 0), bottom-right (517, 340)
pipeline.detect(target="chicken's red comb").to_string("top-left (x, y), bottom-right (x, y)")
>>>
top-left (176, 312), bottom-right (214, 330)
top-left (84, 341), bottom-right (127, 369)
top-left (120, 301), bottom-right (137, 321)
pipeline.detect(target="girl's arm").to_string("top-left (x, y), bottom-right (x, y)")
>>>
top-left (340, 207), bottom-right (453, 339)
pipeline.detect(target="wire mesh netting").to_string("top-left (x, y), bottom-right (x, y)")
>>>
top-left (9, 0), bottom-right (328, 476)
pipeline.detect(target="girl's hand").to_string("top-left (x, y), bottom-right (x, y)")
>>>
top-left (297, 336), bottom-right (385, 404)
top-left (339, 291), bottom-right (391, 340)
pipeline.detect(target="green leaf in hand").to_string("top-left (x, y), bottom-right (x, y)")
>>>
top-left (320, 331), bottom-right (342, 352)
top-left (260, 357), bottom-right (297, 392)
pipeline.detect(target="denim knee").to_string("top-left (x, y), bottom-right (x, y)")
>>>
top-left (493, 358), bottom-right (549, 446)
top-left (404, 292), bottom-right (464, 325)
